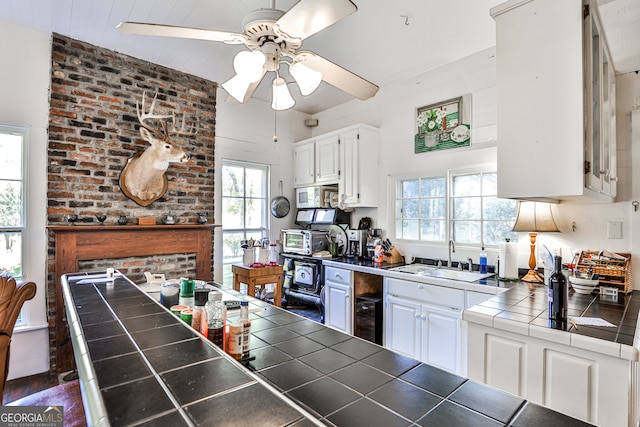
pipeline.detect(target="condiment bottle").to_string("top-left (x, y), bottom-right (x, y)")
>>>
top-left (239, 301), bottom-right (251, 357)
top-left (227, 323), bottom-right (243, 360)
top-left (179, 278), bottom-right (195, 307)
top-left (201, 291), bottom-right (226, 349)
top-left (191, 290), bottom-right (207, 332)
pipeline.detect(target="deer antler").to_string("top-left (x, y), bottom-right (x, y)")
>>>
top-left (170, 111), bottom-right (198, 136)
top-left (136, 92), bottom-right (172, 136)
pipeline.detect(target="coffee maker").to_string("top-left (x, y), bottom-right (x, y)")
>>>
top-left (346, 230), bottom-right (367, 258)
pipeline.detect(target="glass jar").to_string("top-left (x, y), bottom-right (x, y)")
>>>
top-left (268, 243), bottom-right (278, 266)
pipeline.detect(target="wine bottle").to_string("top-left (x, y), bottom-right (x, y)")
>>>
top-left (548, 255), bottom-right (567, 322)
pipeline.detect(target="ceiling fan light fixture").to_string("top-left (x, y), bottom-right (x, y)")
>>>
top-left (233, 50), bottom-right (266, 83)
top-left (290, 61), bottom-right (322, 96)
top-left (271, 77), bottom-right (295, 110)
top-left (222, 74), bottom-right (251, 103)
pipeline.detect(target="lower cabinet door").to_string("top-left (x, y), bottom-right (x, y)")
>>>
top-left (421, 303), bottom-right (462, 374)
top-left (385, 295), bottom-right (421, 360)
top-left (325, 281), bottom-right (352, 334)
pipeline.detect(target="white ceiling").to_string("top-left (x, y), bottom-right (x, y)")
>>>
top-left (1, 0), bottom-right (638, 115)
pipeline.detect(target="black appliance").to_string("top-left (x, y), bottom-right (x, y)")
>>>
top-left (281, 253), bottom-right (325, 321)
top-left (355, 293), bottom-right (382, 345)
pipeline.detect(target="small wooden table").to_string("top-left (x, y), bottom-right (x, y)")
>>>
top-left (232, 264), bottom-right (284, 307)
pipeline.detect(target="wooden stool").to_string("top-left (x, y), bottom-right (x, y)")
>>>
top-left (7, 379), bottom-right (87, 427)
top-left (232, 264), bottom-right (283, 307)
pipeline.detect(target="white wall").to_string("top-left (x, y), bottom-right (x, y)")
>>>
top-left (313, 48), bottom-right (640, 288)
top-left (0, 21), bottom-right (51, 378)
top-left (213, 92), bottom-right (311, 283)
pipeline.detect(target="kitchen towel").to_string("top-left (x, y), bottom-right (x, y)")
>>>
top-left (499, 241), bottom-right (519, 279)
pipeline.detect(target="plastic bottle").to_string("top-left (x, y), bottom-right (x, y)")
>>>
top-left (479, 246), bottom-right (488, 274)
top-left (239, 301), bottom-right (251, 357)
top-left (201, 291), bottom-right (226, 349)
top-left (179, 278), bottom-right (195, 307)
top-left (548, 255), bottom-right (568, 322)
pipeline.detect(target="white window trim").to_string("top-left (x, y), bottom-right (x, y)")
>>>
top-left (0, 124), bottom-right (29, 326)
top-left (389, 162), bottom-right (514, 249)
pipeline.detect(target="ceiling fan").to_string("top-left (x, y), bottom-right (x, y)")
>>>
top-left (117, 0), bottom-right (379, 110)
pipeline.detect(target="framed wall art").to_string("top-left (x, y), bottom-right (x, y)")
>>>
top-left (414, 94), bottom-right (471, 153)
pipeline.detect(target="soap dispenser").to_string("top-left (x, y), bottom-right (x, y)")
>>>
top-left (479, 246), bottom-right (488, 274)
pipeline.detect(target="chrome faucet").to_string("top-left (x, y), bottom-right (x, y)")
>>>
top-left (448, 240), bottom-right (455, 268)
top-left (467, 257), bottom-right (474, 272)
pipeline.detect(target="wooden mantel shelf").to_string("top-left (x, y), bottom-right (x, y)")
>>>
top-left (49, 223), bottom-right (218, 372)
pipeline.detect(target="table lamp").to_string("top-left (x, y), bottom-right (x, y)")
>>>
top-left (511, 201), bottom-right (559, 283)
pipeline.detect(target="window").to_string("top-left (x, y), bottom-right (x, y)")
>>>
top-left (221, 160), bottom-right (269, 284)
top-left (396, 169), bottom-right (517, 246)
top-left (0, 126), bottom-right (25, 280)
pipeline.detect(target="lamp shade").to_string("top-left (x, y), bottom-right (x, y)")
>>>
top-left (290, 61), bottom-right (322, 96)
top-left (233, 50), bottom-right (265, 83)
top-left (271, 77), bottom-right (295, 110)
top-left (221, 74), bottom-right (251, 103)
top-left (511, 202), bottom-right (560, 232)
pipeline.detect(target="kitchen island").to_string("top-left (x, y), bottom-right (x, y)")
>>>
top-left (61, 271), bottom-right (591, 426)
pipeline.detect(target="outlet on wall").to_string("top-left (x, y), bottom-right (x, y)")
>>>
top-left (607, 221), bottom-right (623, 239)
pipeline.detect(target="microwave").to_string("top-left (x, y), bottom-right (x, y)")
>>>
top-left (282, 229), bottom-right (328, 256)
top-left (295, 186), bottom-right (337, 209)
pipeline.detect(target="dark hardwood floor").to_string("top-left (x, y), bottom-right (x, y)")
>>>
top-left (3, 371), bottom-right (60, 404)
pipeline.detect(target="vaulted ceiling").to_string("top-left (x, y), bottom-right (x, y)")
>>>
top-left (1, 0), bottom-right (638, 114)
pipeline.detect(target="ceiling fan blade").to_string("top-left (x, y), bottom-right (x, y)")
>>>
top-left (274, 0), bottom-right (357, 41)
top-left (117, 22), bottom-right (246, 45)
top-left (242, 68), bottom-right (268, 103)
top-left (296, 51), bottom-right (378, 100)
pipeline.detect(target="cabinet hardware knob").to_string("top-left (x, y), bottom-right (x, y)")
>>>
top-left (421, 315), bottom-right (427, 320)
top-left (415, 314), bottom-right (420, 319)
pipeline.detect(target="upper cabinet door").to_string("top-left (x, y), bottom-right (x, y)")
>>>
top-left (294, 139), bottom-right (315, 186)
top-left (315, 134), bottom-right (340, 184)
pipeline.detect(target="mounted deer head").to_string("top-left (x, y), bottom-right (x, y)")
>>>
top-left (119, 92), bottom-right (197, 206)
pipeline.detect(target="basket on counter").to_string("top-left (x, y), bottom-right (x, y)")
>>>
top-left (575, 250), bottom-right (632, 294)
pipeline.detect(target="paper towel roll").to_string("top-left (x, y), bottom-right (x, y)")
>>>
top-left (499, 241), bottom-right (519, 279)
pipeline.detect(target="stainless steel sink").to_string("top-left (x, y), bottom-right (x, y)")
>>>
top-left (388, 264), bottom-right (494, 282)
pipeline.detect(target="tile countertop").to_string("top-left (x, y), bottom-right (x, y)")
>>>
top-left (61, 271), bottom-right (594, 427)
top-left (464, 283), bottom-right (640, 361)
top-left (324, 257), bottom-right (640, 358)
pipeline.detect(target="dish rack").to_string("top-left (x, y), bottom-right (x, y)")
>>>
top-left (575, 250), bottom-right (632, 293)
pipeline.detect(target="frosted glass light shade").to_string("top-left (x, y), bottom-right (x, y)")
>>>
top-left (233, 50), bottom-right (265, 83)
top-left (290, 62), bottom-right (322, 96)
top-left (221, 74), bottom-right (251, 103)
top-left (271, 77), bottom-right (295, 110)
top-left (512, 202), bottom-right (560, 232)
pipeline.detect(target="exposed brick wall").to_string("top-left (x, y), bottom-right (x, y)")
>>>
top-left (46, 34), bottom-right (216, 372)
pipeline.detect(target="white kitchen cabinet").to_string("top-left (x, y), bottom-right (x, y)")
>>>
top-left (293, 124), bottom-right (380, 207)
top-left (492, 0), bottom-right (616, 201)
top-left (293, 139), bottom-right (315, 186)
top-left (315, 134), bottom-right (340, 184)
top-left (384, 277), bottom-right (465, 375)
top-left (324, 266), bottom-right (353, 334)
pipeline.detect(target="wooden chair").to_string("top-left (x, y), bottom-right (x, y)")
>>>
top-left (0, 272), bottom-right (36, 402)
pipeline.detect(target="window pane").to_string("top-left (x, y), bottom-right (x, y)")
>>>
top-left (0, 232), bottom-right (21, 277)
top-left (482, 173), bottom-right (497, 195)
top-left (420, 198), bottom-right (445, 218)
top-left (452, 197), bottom-right (481, 220)
top-left (420, 220), bottom-right (446, 241)
top-left (0, 182), bottom-right (22, 227)
top-left (402, 179), bottom-right (419, 198)
top-left (403, 199), bottom-right (419, 219)
top-left (483, 197), bottom-right (517, 221)
top-left (452, 221), bottom-right (481, 244)
top-left (420, 177), bottom-right (446, 197)
top-left (245, 198), bottom-right (265, 228)
top-left (246, 168), bottom-right (264, 198)
top-left (222, 165), bottom-right (244, 197)
top-left (222, 232), bottom-right (244, 264)
top-left (484, 221), bottom-right (517, 245)
top-left (401, 219), bottom-right (419, 240)
top-left (222, 197), bottom-right (244, 228)
top-left (452, 174), bottom-right (480, 196)
top-left (0, 133), bottom-right (22, 180)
